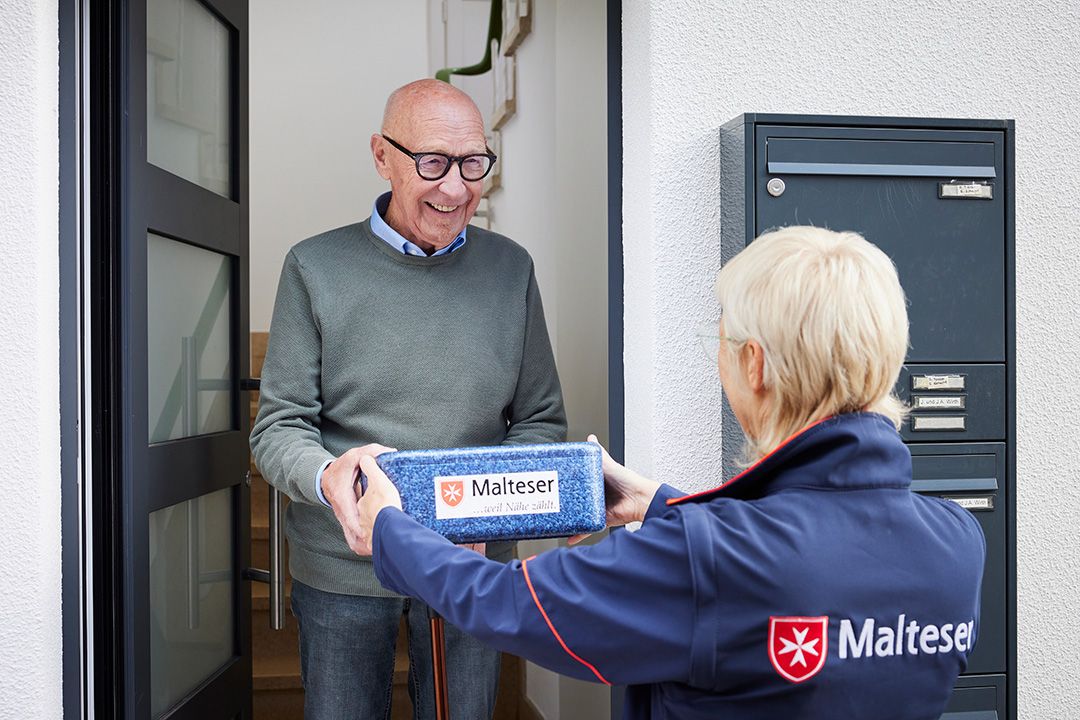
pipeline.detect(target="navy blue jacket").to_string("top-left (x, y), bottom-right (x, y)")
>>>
top-left (373, 413), bottom-right (986, 719)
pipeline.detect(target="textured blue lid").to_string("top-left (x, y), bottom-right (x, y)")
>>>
top-left (375, 442), bottom-right (605, 543)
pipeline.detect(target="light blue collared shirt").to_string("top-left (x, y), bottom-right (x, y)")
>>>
top-left (313, 192), bottom-right (469, 506)
top-left (369, 191), bottom-right (467, 257)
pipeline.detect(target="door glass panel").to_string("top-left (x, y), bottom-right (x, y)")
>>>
top-left (147, 0), bottom-right (232, 197)
top-left (149, 487), bottom-right (235, 717)
top-left (147, 232), bottom-right (233, 443)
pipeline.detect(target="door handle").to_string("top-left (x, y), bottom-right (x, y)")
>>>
top-left (244, 481), bottom-right (286, 631)
top-left (240, 375), bottom-right (285, 630)
top-left (268, 486), bottom-right (285, 630)
top-left (188, 497), bottom-right (200, 630)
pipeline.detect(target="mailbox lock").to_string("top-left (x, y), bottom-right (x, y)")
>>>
top-left (766, 177), bottom-right (786, 197)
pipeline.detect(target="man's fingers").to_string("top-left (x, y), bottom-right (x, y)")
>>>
top-left (336, 498), bottom-right (365, 536)
top-left (348, 538), bottom-right (372, 556)
top-left (358, 454), bottom-right (387, 492)
top-left (355, 443), bottom-right (397, 458)
top-left (329, 475), bottom-right (367, 544)
top-left (345, 526), bottom-right (367, 556)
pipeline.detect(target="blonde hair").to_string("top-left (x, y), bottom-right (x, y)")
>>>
top-left (715, 226), bottom-right (909, 462)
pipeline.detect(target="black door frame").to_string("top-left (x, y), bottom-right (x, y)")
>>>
top-left (58, 0), bottom-right (86, 717)
top-left (73, 0), bottom-right (253, 717)
top-left (606, 1), bottom-right (624, 715)
top-left (606, 0), bottom-right (623, 468)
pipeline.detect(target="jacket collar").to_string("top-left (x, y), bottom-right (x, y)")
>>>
top-left (667, 412), bottom-right (911, 506)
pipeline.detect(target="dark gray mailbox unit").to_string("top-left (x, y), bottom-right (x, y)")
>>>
top-left (720, 114), bottom-right (1015, 720)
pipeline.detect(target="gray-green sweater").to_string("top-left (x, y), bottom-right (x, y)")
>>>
top-left (250, 218), bottom-right (567, 596)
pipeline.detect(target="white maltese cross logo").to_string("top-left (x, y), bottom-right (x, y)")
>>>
top-left (440, 480), bottom-right (464, 507)
top-left (768, 616), bottom-right (829, 683)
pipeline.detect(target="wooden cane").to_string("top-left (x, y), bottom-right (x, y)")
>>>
top-left (429, 605), bottom-right (451, 720)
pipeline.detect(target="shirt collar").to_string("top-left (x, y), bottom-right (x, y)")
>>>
top-left (371, 191), bottom-right (468, 257)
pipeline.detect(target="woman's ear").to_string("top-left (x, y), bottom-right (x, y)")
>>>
top-left (743, 340), bottom-right (767, 394)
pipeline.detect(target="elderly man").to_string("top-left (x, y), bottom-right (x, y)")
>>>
top-left (251, 78), bottom-right (566, 719)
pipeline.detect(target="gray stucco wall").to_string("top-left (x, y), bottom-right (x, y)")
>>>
top-left (621, 1), bottom-right (1080, 717)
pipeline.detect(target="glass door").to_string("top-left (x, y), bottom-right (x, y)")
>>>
top-left (118, 0), bottom-right (251, 717)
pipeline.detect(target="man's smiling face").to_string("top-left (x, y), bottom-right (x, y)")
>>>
top-left (373, 83), bottom-right (487, 255)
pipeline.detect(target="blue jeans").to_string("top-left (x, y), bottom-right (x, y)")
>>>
top-left (291, 580), bottom-right (501, 720)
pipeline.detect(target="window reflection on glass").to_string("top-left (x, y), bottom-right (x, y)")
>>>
top-left (147, 0), bottom-right (232, 197)
top-left (147, 233), bottom-right (233, 443)
top-left (149, 487), bottom-right (234, 717)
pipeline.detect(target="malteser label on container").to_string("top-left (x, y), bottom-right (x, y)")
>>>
top-left (434, 470), bottom-right (561, 519)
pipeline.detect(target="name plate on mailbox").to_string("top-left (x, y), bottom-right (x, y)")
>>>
top-left (912, 374), bottom-right (966, 391)
top-left (913, 395), bottom-right (966, 410)
top-left (939, 181), bottom-right (994, 200)
top-left (912, 416), bottom-right (966, 432)
top-left (943, 495), bottom-right (995, 512)
top-left (899, 364), bottom-right (1005, 442)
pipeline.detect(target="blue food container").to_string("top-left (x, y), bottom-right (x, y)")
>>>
top-left (375, 442), bottom-right (605, 543)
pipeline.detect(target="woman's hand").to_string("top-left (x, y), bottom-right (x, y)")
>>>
top-left (568, 435), bottom-right (662, 546)
top-left (353, 453), bottom-right (403, 556)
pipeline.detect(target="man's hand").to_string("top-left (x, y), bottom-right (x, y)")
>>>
top-left (568, 434), bottom-right (662, 546)
top-left (354, 455), bottom-right (404, 556)
top-left (322, 444), bottom-right (396, 555)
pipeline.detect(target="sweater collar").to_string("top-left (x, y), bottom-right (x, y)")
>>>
top-left (667, 412), bottom-right (911, 506)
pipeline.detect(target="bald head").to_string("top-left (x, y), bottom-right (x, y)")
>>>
top-left (370, 79), bottom-right (489, 255)
top-left (381, 79), bottom-right (485, 139)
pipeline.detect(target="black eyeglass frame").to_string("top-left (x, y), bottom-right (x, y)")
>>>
top-left (381, 134), bottom-right (498, 181)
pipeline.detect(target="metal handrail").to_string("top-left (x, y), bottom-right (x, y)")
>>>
top-left (435, 0), bottom-right (503, 82)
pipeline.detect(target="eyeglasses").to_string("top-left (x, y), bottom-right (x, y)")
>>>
top-left (381, 134), bottom-right (497, 181)
top-left (696, 321), bottom-right (742, 361)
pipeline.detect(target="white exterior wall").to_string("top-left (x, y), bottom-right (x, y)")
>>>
top-left (621, 1), bottom-right (1080, 718)
top-left (0, 1), bottom-right (62, 718)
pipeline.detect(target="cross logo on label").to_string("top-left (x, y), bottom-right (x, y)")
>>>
top-left (439, 480), bottom-right (464, 507)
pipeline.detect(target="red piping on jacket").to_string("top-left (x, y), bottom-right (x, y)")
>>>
top-left (667, 415), bottom-right (835, 506)
top-left (522, 556), bottom-right (612, 686)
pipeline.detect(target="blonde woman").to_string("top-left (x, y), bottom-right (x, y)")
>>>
top-left (354, 227), bottom-right (985, 720)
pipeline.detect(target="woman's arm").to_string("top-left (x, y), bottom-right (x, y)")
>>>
top-left (353, 453), bottom-right (696, 685)
top-left (371, 504), bottom-right (696, 686)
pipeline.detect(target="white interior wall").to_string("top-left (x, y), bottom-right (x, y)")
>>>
top-left (494, 9), bottom-right (562, 719)
top-left (553, 0), bottom-right (609, 453)
top-left (495, 1), bottom-right (610, 718)
top-left (0, 1), bottom-right (62, 718)
top-left (249, 0), bottom-right (430, 332)
top-left (621, 1), bottom-right (1080, 717)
